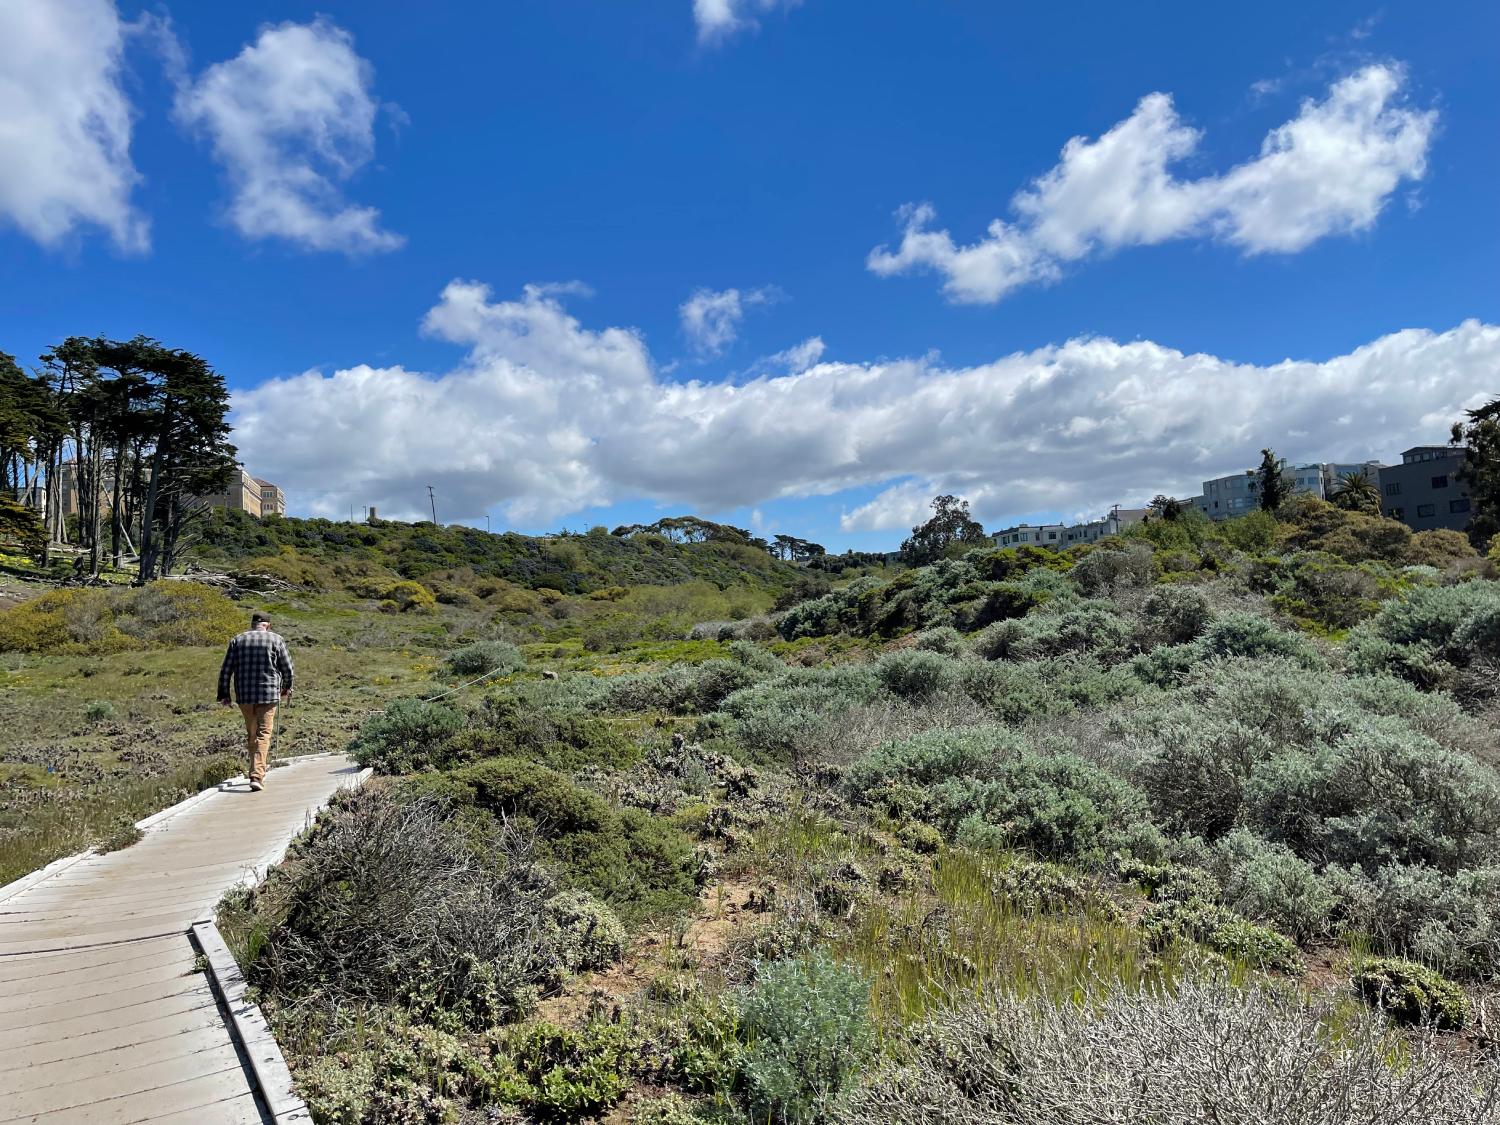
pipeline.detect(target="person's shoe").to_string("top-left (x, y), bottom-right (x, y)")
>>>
top-left (249, 780), bottom-right (264, 792)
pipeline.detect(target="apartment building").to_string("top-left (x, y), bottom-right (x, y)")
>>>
top-left (202, 468), bottom-right (266, 517)
top-left (993, 521), bottom-right (1068, 548)
top-left (1194, 460), bottom-right (1384, 520)
top-left (199, 469), bottom-right (287, 518)
top-left (992, 506), bottom-right (1149, 549)
top-left (1061, 506), bottom-right (1149, 545)
top-left (255, 479), bottom-right (286, 517)
top-left (1377, 447), bottom-right (1472, 533)
top-left (50, 460), bottom-right (124, 520)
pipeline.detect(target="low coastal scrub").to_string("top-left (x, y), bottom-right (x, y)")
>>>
top-left (52, 499), bottom-right (1486, 1122)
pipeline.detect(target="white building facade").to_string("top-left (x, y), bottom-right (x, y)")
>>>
top-left (1194, 461), bottom-right (1384, 520)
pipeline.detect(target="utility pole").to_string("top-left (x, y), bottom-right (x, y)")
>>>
top-left (485, 514), bottom-right (490, 533)
top-left (427, 485), bottom-right (438, 524)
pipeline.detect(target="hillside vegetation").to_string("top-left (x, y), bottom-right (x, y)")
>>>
top-left (172, 497), bottom-right (1500, 1123)
top-left (194, 510), bottom-right (805, 596)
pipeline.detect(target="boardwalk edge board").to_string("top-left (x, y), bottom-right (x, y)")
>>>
top-left (193, 920), bottom-right (312, 1124)
top-left (186, 760), bottom-right (368, 1123)
top-left (0, 753), bottom-right (364, 1122)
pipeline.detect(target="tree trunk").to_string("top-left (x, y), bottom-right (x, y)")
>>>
top-left (110, 443), bottom-right (124, 569)
top-left (138, 407), bottom-right (171, 585)
top-left (87, 424), bottom-right (104, 577)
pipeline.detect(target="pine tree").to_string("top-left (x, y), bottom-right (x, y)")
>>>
top-left (1452, 397), bottom-right (1500, 549)
top-left (1256, 448), bottom-right (1291, 512)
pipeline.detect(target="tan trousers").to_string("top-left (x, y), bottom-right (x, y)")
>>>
top-left (238, 703), bottom-right (278, 783)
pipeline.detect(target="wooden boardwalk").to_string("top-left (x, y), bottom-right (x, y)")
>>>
top-left (0, 755), bottom-right (363, 1124)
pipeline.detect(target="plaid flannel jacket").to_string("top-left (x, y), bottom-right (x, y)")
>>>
top-left (217, 629), bottom-right (294, 705)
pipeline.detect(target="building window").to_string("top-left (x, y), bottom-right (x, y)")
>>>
top-left (1048, 531), bottom-right (1057, 541)
top-left (1384, 482), bottom-right (1401, 496)
top-left (1451, 498), bottom-right (1471, 514)
top-left (1431, 475), bottom-right (1448, 489)
top-left (1417, 503), bottom-right (1436, 518)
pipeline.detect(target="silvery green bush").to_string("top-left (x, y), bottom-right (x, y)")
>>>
top-left (740, 952), bottom-right (874, 1124)
top-left (836, 975), bottom-right (1500, 1125)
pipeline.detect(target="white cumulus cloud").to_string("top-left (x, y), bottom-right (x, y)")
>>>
top-left (175, 19), bottom-right (402, 254)
top-left (232, 281), bottom-right (1500, 532)
top-left (0, 0), bottom-right (146, 251)
top-left (680, 286), bottom-right (778, 356)
top-left (694, 0), bottom-right (801, 45)
top-left (869, 65), bottom-right (1436, 303)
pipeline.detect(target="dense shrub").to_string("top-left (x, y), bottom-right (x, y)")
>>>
top-left (846, 726), bottom-right (1026, 802)
top-left (1348, 580), bottom-right (1500, 689)
top-left (776, 577), bottom-right (885, 640)
top-left (1279, 497), bottom-right (1414, 564)
top-left (716, 664), bottom-right (883, 764)
top-left (1208, 829), bottom-right (1334, 942)
top-left (740, 953), bottom-right (874, 1124)
top-left (1137, 584), bottom-right (1214, 647)
top-left (1352, 957), bottom-right (1468, 1029)
top-left (231, 549), bottom-right (335, 591)
top-left (727, 638), bottom-right (783, 671)
top-left (1128, 660), bottom-right (1500, 874)
top-left (1195, 612), bottom-right (1323, 665)
top-left (926, 751), bottom-right (1154, 861)
top-left (467, 692), bottom-right (636, 770)
top-left (540, 890), bottom-right (627, 977)
top-left (1070, 543), bottom-right (1153, 594)
top-left (959, 655), bottom-right (1143, 723)
top-left (1239, 712), bottom-right (1500, 873)
top-left (837, 976), bottom-right (1500, 1124)
top-left (1326, 862), bottom-right (1500, 977)
top-left (975, 599), bottom-right (1133, 663)
top-left (490, 1018), bottom-right (642, 1117)
top-left (874, 649), bottom-right (961, 699)
top-left (377, 579), bottom-right (437, 614)
top-left (912, 625), bottom-right (964, 655)
top-left (446, 639), bottom-right (524, 677)
top-left (0, 581), bottom-right (244, 653)
top-left (348, 698), bottom-right (469, 774)
top-left (1268, 551), bottom-right (1385, 632)
top-left (605, 658), bottom-right (763, 714)
top-left (1142, 899), bottom-right (1300, 971)
top-left (1132, 613), bottom-right (1323, 687)
top-left (254, 790), bottom-right (556, 1028)
top-left (439, 757), bottom-right (698, 920)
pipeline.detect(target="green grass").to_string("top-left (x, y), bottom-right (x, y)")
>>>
top-left (840, 849), bottom-right (1194, 1028)
top-left (0, 753), bottom-right (242, 883)
top-left (0, 589), bottom-right (439, 884)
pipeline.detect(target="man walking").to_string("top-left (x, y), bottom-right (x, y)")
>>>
top-left (217, 611), bottom-right (294, 792)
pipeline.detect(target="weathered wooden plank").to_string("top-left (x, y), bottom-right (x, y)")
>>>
top-left (8, 1061), bottom-right (253, 1124)
top-left (0, 1002), bottom-right (225, 1070)
top-left (0, 936), bottom-right (185, 985)
top-left (0, 975), bottom-right (210, 1036)
top-left (0, 958), bottom-right (199, 1015)
top-left (0, 984), bottom-right (217, 1052)
top-left (0, 755), bottom-right (363, 1122)
top-left (147, 1089), bottom-right (266, 1125)
top-left (0, 890), bottom-right (232, 927)
top-left (0, 1039), bottom-right (243, 1119)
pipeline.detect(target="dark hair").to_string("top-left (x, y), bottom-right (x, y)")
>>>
top-left (251, 611), bottom-right (272, 628)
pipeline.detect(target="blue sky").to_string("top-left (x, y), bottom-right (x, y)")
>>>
top-left (2, 1), bottom-right (1497, 550)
